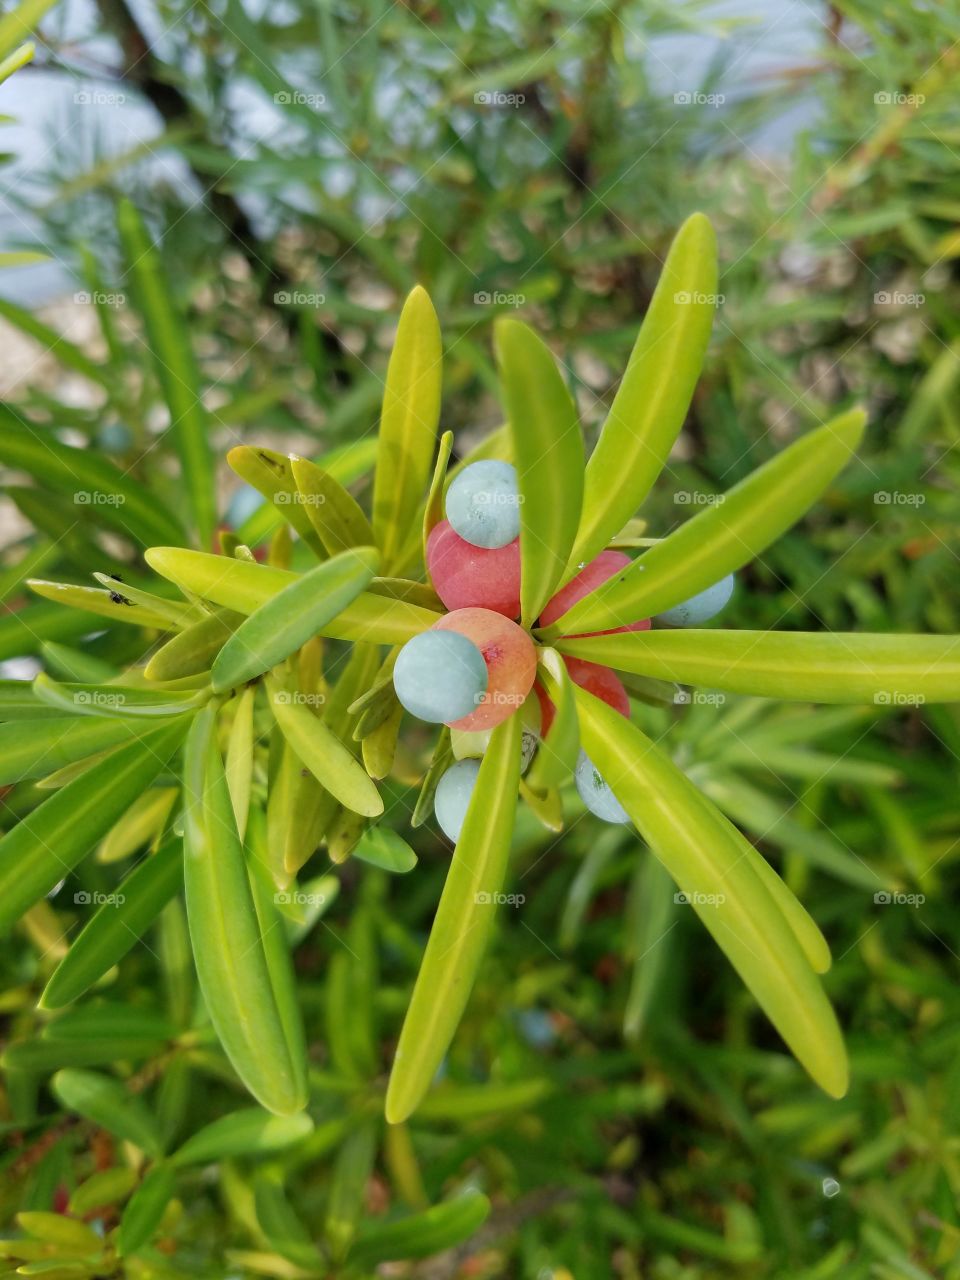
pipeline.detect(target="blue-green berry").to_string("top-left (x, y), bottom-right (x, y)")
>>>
top-left (445, 460), bottom-right (521, 549)
top-left (393, 630), bottom-right (488, 724)
top-left (655, 573), bottom-right (735, 627)
top-left (575, 750), bottom-right (630, 824)
top-left (434, 758), bottom-right (481, 842)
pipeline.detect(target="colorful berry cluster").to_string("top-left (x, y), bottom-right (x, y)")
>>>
top-left (393, 461), bottom-right (734, 841)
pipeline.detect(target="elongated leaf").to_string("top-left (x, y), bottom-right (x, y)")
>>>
top-left (573, 687), bottom-right (847, 1097)
top-left (247, 807), bottom-right (308, 1101)
top-left (422, 428), bottom-right (454, 560)
top-left (0, 415), bottom-right (181, 547)
top-left (372, 286), bottom-right (443, 571)
top-left (169, 1108), bottom-right (313, 1167)
top-left (542, 408), bottom-right (867, 639)
top-left (95, 784), bottom-right (176, 863)
top-left (225, 686), bottom-right (255, 839)
top-left (350, 1190), bottom-right (491, 1266)
top-left (144, 608), bottom-right (242, 682)
top-left (495, 318), bottom-right (583, 624)
top-left (118, 199), bottom-right (215, 547)
top-left (182, 709), bottom-right (307, 1114)
top-left (211, 548), bottom-right (378, 691)
top-left (266, 675), bottom-right (382, 818)
top-left (385, 713), bottom-right (522, 1123)
top-left (290, 455), bottom-right (375, 554)
top-left (352, 826), bottom-right (418, 873)
top-left (567, 213), bottom-right (718, 575)
top-left (26, 579), bottom-right (172, 630)
top-left (526, 649), bottom-right (579, 791)
top-left (52, 1069), bottom-right (163, 1155)
top-left (89, 573), bottom-right (195, 627)
top-left (118, 1164), bottom-right (175, 1257)
top-left (41, 840), bottom-right (183, 1009)
top-left (3, 1035), bottom-right (166, 1071)
top-left (228, 446), bottom-right (326, 557)
top-left (16, 1211), bottom-right (101, 1252)
top-left (33, 673), bottom-right (202, 720)
top-left (68, 1167), bottom-right (138, 1216)
top-left (560, 629), bottom-right (960, 704)
top-left (146, 548), bottom-right (440, 643)
top-left (0, 719), bottom-right (187, 933)
top-left (0, 716), bottom-right (161, 784)
top-left (325, 1119), bottom-right (378, 1260)
top-left (254, 1171), bottom-right (324, 1270)
top-left (0, 0), bottom-right (57, 59)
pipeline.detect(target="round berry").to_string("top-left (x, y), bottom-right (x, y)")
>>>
top-left (434, 608), bottom-right (537, 731)
top-left (393, 629), bottom-right (488, 724)
top-left (434, 758), bottom-right (481, 842)
top-left (575, 750), bottom-right (630, 824)
top-left (539, 549), bottom-right (651, 635)
top-left (445, 460), bottom-right (521, 549)
top-left (426, 519), bottom-right (521, 618)
top-left (655, 574), bottom-right (735, 627)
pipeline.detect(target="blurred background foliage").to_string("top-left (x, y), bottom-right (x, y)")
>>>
top-left (1, 0), bottom-right (960, 1276)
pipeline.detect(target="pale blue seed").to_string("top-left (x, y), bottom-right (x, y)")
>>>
top-left (575, 750), bottom-right (630, 824)
top-left (393, 630), bottom-right (488, 724)
top-left (655, 573), bottom-right (735, 627)
top-left (445, 460), bottom-right (521, 549)
top-left (434, 758), bottom-right (481, 842)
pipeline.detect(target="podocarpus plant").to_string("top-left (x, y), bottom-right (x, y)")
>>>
top-left (3, 213), bottom-right (959, 1143)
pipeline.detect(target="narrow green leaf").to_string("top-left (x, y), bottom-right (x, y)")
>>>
top-left (574, 686), bottom-right (848, 1097)
top-left (411, 729), bottom-right (453, 828)
top-left (211, 547), bottom-right (378, 692)
top-left (560, 629), bottom-right (960, 704)
top-left (118, 199), bottom-right (215, 547)
top-left (352, 825), bottom-right (418, 874)
top-left (16, 1211), bottom-right (100, 1252)
top-left (41, 840), bottom-right (183, 1009)
top-left (33, 673), bottom-right (202, 719)
top-left (0, 719), bottom-right (187, 934)
top-left (118, 1164), bottom-right (175, 1257)
top-left (494, 318), bottom-right (584, 624)
top-left (254, 1171), bottom-right (324, 1270)
top-left (350, 1189), bottom-right (491, 1265)
top-left (146, 547), bottom-right (440, 643)
top-left (422, 428), bottom-right (454, 561)
top-left (0, 0), bottom-right (57, 60)
top-left (225, 686), bottom-right (255, 840)
top-left (372, 285), bottom-right (443, 571)
top-left (266, 675), bottom-right (383, 818)
top-left (360, 700), bottom-right (402, 780)
top-left (95, 784), bottom-right (177, 863)
top-left (227, 446), bottom-right (326, 557)
top-left (385, 713), bottom-right (522, 1124)
top-left (0, 716), bottom-right (162, 785)
top-left (2, 1036), bottom-right (165, 1071)
top-left (144, 608), bottom-right (242, 682)
top-left (0, 413), bottom-right (182, 548)
top-left (325, 1119), bottom-right (378, 1261)
top-left (526, 649), bottom-right (579, 791)
top-left (543, 409), bottom-right (866, 639)
top-left (51, 1069), bottom-right (163, 1156)
top-left (169, 1108), bottom-right (314, 1167)
top-left (26, 579), bottom-right (173, 630)
top-left (290, 454), bottom-right (375, 554)
top-left (68, 1167), bottom-right (138, 1216)
top-left (566, 213), bottom-right (718, 575)
top-left (182, 709), bottom-right (307, 1114)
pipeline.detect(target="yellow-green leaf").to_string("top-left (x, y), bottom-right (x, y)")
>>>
top-left (385, 713), bottom-right (522, 1123)
top-left (495, 318), bottom-right (584, 625)
top-left (544, 408), bottom-right (866, 639)
top-left (574, 686), bottom-right (847, 1097)
top-left (372, 285), bottom-right (443, 571)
